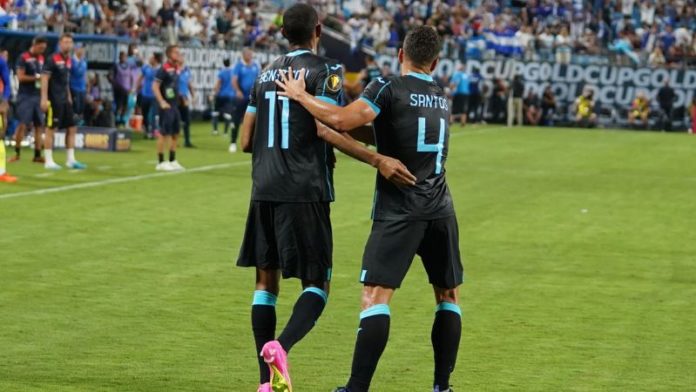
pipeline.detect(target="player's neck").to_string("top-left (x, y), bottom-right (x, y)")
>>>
top-left (401, 60), bottom-right (431, 77)
top-left (401, 66), bottom-right (432, 78)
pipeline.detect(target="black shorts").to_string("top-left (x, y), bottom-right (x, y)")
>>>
top-left (237, 201), bottom-right (333, 282)
top-left (360, 215), bottom-right (463, 289)
top-left (233, 98), bottom-right (249, 124)
top-left (16, 95), bottom-right (44, 126)
top-left (216, 96), bottom-right (234, 116)
top-left (452, 94), bottom-right (469, 116)
top-left (159, 107), bottom-right (181, 135)
top-left (47, 100), bottom-right (76, 129)
top-left (114, 86), bottom-right (129, 109)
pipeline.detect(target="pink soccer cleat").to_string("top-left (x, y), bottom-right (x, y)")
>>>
top-left (257, 382), bottom-right (272, 392)
top-left (260, 340), bottom-right (292, 392)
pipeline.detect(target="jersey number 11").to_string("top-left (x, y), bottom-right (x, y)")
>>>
top-left (265, 91), bottom-right (290, 149)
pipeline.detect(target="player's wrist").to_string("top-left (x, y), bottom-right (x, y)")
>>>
top-left (370, 153), bottom-right (384, 169)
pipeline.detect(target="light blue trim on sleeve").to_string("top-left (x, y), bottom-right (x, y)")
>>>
top-left (360, 269), bottom-right (368, 282)
top-left (360, 304), bottom-right (391, 319)
top-left (246, 106), bottom-right (257, 113)
top-left (359, 97), bottom-right (381, 115)
top-left (317, 96), bottom-right (338, 105)
top-left (436, 302), bottom-right (461, 316)
top-left (252, 290), bottom-right (277, 306)
top-left (304, 287), bottom-right (329, 304)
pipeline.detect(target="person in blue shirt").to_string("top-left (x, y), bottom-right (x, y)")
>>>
top-left (70, 45), bottom-right (88, 125)
top-left (229, 47), bottom-right (260, 152)
top-left (468, 67), bottom-right (484, 123)
top-left (137, 52), bottom-right (162, 139)
top-left (211, 58), bottom-right (235, 136)
top-left (0, 48), bottom-right (17, 183)
top-left (449, 63), bottom-right (470, 126)
top-left (177, 58), bottom-right (195, 148)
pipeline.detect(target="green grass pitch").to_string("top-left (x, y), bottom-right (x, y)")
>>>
top-left (1, 124), bottom-right (695, 391)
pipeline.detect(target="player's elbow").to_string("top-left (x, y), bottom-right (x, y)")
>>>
top-left (331, 114), bottom-right (353, 133)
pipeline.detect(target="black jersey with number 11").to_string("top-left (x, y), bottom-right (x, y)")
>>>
top-left (247, 49), bottom-right (343, 203)
top-left (360, 72), bottom-right (454, 221)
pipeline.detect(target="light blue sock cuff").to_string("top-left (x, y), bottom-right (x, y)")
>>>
top-left (252, 290), bottom-right (277, 306)
top-left (436, 302), bottom-right (461, 316)
top-left (303, 287), bottom-right (328, 304)
top-left (360, 304), bottom-right (391, 319)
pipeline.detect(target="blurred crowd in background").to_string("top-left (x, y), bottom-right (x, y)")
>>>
top-left (0, 0), bottom-right (695, 67)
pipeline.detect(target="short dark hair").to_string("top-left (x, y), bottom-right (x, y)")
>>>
top-left (59, 33), bottom-right (73, 41)
top-left (165, 45), bottom-right (178, 57)
top-left (33, 36), bottom-right (48, 45)
top-left (153, 52), bottom-right (163, 63)
top-left (403, 26), bottom-right (441, 68)
top-left (223, 58), bottom-right (231, 67)
top-left (282, 3), bottom-right (318, 46)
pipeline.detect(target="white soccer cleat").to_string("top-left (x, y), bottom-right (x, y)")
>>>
top-left (228, 143), bottom-right (237, 153)
top-left (44, 162), bottom-right (62, 170)
top-left (168, 161), bottom-right (185, 171)
top-left (156, 161), bottom-right (173, 171)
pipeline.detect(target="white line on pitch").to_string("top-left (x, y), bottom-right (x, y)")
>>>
top-left (33, 172), bottom-right (54, 178)
top-left (0, 161), bottom-right (249, 200)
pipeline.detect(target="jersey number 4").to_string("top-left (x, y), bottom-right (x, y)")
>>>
top-left (265, 91), bottom-right (290, 149)
top-left (417, 117), bottom-right (445, 174)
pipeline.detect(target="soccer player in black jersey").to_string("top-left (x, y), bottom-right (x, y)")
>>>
top-left (276, 26), bottom-right (463, 392)
top-left (152, 45), bottom-right (185, 171)
top-left (12, 36), bottom-right (46, 163)
top-left (235, 4), bottom-right (416, 392)
top-left (40, 33), bottom-right (86, 170)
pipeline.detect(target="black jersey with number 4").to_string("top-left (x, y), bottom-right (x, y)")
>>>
top-left (248, 49), bottom-right (343, 202)
top-left (360, 73), bottom-right (454, 221)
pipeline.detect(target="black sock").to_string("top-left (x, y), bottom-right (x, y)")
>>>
top-left (158, 153), bottom-right (164, 163)
top-left (224, 120), bottom-right (230, 135)
top-left (34, 149), bottom-right (40, 159)
top-left (432, 303), bottom-right (462, 391)
top-left (277, 287), bottom-right (327, 352)
top-left (169, 150), bottom-right (175, 162)
top-left (346, 305), bottom-right (391, 392)
top-left (15, 146), bottom-right (20, 157)
top-left (231, 125), bottom-right (239, 144)
top-left (252, 290), bottom-right (277, 384)
top-left (212, 115), bottom-right (218, 131)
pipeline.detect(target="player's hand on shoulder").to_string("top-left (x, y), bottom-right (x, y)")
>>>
top-left (275, 67), bottom-right (306, 100)
top-left (160, 101), bottom-right (171, 110)
top-left (375, 155), bottom-right (417, 187)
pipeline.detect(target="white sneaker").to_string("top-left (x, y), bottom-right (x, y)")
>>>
top-left (156, 161), bottom-right (173, 171)
top-left (45, 162), bottom-right (62, 170)
top-left (228, 143), bottom-right (237, 153)
top-left (168, 160), bottom-right (185, 171)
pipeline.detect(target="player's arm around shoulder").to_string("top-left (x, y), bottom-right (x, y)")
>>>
top-left (240, 81), bottom-right (259, 153)
top-left (240, 111), bottom-right (256, 153)
top-left (275, 65), bottom-right (378, 132)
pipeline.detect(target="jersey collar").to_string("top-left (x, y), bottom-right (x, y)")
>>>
top-left (407, 72), bottom-right (434, 82)
top-left (286, 49), bottom-right (311, 57)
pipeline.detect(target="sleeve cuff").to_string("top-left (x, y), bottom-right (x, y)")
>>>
top-left (316, 96), bottom-right (338, 105)
top-left (359, 97), bottom-right (381, 115)
top-left (246, 106), bottom-right (256, 113)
